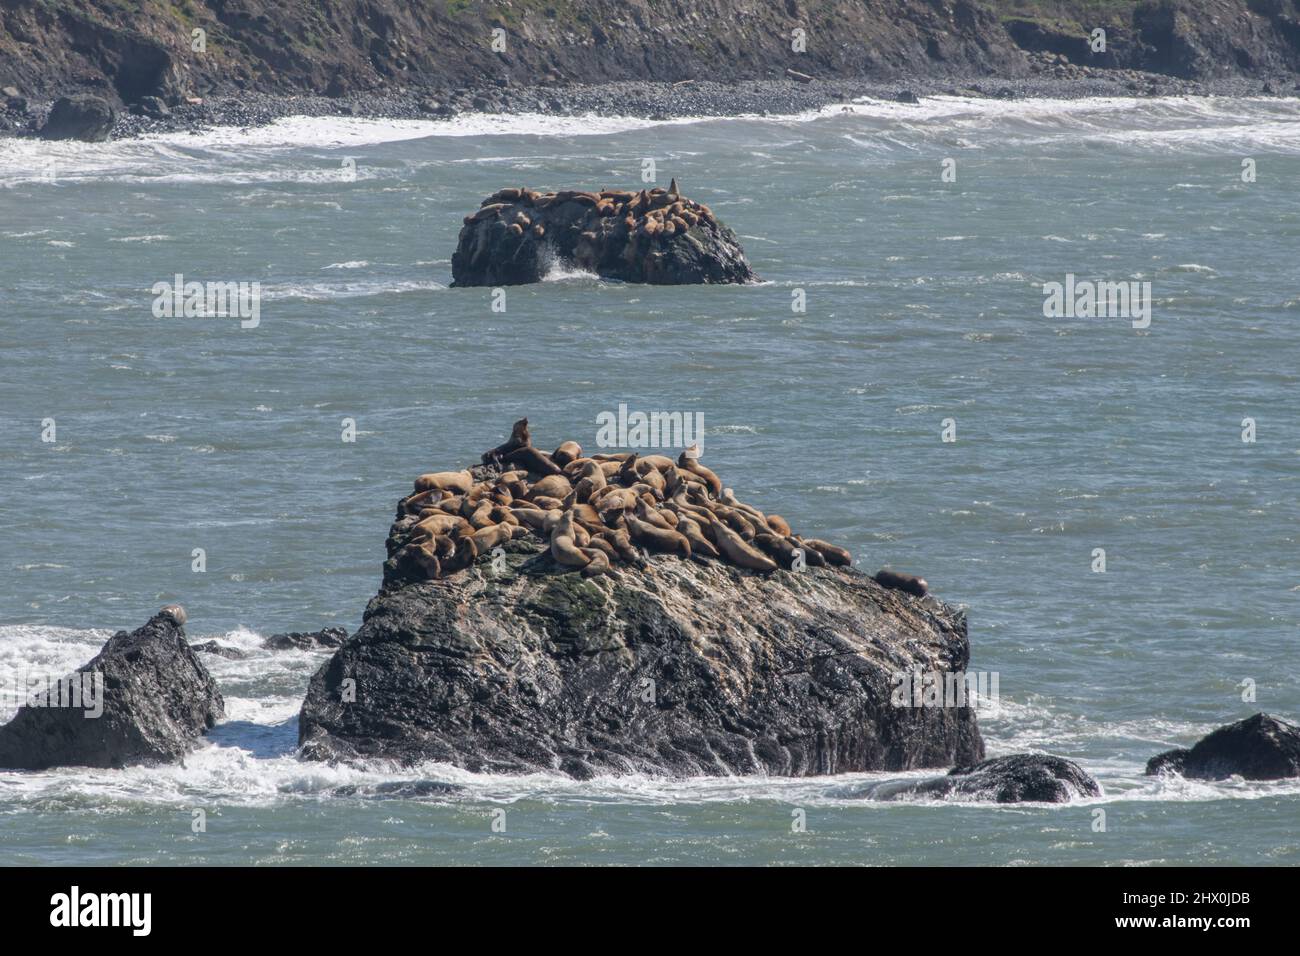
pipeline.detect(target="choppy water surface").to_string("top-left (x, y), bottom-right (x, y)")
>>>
top-left (1, 96), bottom-right (1298, 865)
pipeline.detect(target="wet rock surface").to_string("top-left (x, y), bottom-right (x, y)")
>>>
top-left (1146, 713), bottom-right (1300, 780)
top-left (298, 532), bottom-right (982, 777)
top-left (0, 607), bottom-right (224, 770)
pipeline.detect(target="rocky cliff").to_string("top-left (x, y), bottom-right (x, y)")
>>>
top-left (3, 1), bottom-right (1298, 107)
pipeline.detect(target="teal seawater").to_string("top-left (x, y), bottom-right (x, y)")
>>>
top-left (0, 97), bottom-right (1297, 865)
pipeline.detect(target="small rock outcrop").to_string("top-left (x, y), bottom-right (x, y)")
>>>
top-left (298, 422), bottom-right (978, 778)
top-left (1145, 713), bottom-right (1300, 780)
top-left (450, 185), bottom-right (755, 286)
top-left (883, 753), bottom-right (1102, 803)
top-left (39, 94), bottom-right (115, 142)
top-left (0, 606), bottom-right (224, 770)
top-left (264, 627), bottom-right (349, 651)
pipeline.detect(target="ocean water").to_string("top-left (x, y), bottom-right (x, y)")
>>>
top-left (1, 95), bottom-right (1298, 866)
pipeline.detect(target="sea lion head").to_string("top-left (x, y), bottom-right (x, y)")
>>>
top-left (159, 604), bottom-right (188, 626)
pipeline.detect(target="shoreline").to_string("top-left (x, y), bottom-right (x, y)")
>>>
top-left (3, 70), bottom-right (1296, 142)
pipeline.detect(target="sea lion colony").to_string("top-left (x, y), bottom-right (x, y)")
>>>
top-left (463, 178), bottom-right (719, 247)
top-left (390, 418), bottom-right (856, 581)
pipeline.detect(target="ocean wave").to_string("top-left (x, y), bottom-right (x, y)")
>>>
top-left (259, 279), bottom-right (445, 301)
top-left (0, 620), bottom-right (1293, 810)
top-left (5, 96), bottom-right (1299, 189)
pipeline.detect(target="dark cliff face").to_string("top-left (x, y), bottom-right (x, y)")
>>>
top-left (2, 1), bottom-right (1296, 105)
top-left (298, 539), bottom-right (984, 778)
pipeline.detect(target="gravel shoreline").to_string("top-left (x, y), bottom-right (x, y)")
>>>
top-left (3, 67), bottom-right (1296, 141)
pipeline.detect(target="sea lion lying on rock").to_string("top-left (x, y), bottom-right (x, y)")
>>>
top-left (389, 419), bottom-right (852, 581)
top-left (450, 181), bottom-right (756, 286)
top-left (875, 568), bottom-right (928, 596)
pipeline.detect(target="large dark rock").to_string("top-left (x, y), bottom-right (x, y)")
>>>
top-left (298, 538), bottom-right (982, 777)
top-left (39, 94), bottom-right (116, 142)
top-left (264, 626), bottom-right (348, 651)
top-left (0, 607), bottom-right (224, 770)
top-left (128, 95), bottom-right (170, 119)
top-left (450, 186), bottom-right (755, 287)
top-left (879, 753), bottom-right (1102, 803)
top-left (1145, 713), bottom-right (1300, 780)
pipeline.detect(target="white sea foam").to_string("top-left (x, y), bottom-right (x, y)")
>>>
top-left (4, 96), bottom-right (1299, 189)
top-left (1, 622), bottom-right (1292, 810)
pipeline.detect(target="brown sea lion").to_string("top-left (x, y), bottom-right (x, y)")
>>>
top-left (503, 444), bottom-right (566, 477)
top-left (528, 473), bottom-right (573, 500)
top-left (410, 513), bottom-right (467, 540)
top-left (634, 500), bottom-right (675, 530)
top-left (482, 418), bottom-right (530, 464)
top-left (766, 514), bottom-right (793, 536)
top-left (441, 536), bottom-right (478, 574)
top-left (512, 507), bottom-right (551, 531)
top-left (471, 203), bottom-right (509, 221)
top-left (676, 515), bottom-right (721, 559)
top-left (413, 470), bottom-right (473, 494)
top-left (580, 547), bottom-right (611, 577)
top-left (471, 523), bottom-right (516, 553)
top-left (600, 527), bottom-right (641, 564)
top-left (626, 514), bottom-right (691, 558)
top-left (552, 440), bottom-right (582, 466)
top-left (467, 501), bottom-right (496, 529)
top-left (573, 465), bottom-right (607, 503)
top-left (799, 537), bottom-right (852, 567)
top-left (875, 569), bottom-right (928, 596)
top-left (705, 514), bottom-right (777, 572)
top-left (407, 540), bottom-right (441, 579)
top-left (677, 446), bottom-right (722, 499)
top-left (584, 536), bottom-right (618, 561)
top-left (550, 512), bottom-right (590, 569)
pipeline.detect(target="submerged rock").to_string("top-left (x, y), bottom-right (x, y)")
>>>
top-left (1145, 713), bottom-right (1300, 780)
top-left (0, 607), bottom-right (224, 770)
top-left (886, 753), bottom-right (1102, 803)
top-left (191, 640), bottom-right (250, 660)
top-left (39, 94), bottom-right (115, 142)
top-left (298, 535), bottom-right (982, 777)
top-left (264, 626), bottom-right (348, 651)
top-left (450, 185), bottom-right (755, 286)
top-left (330, 780), bottom-right (461, 799)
